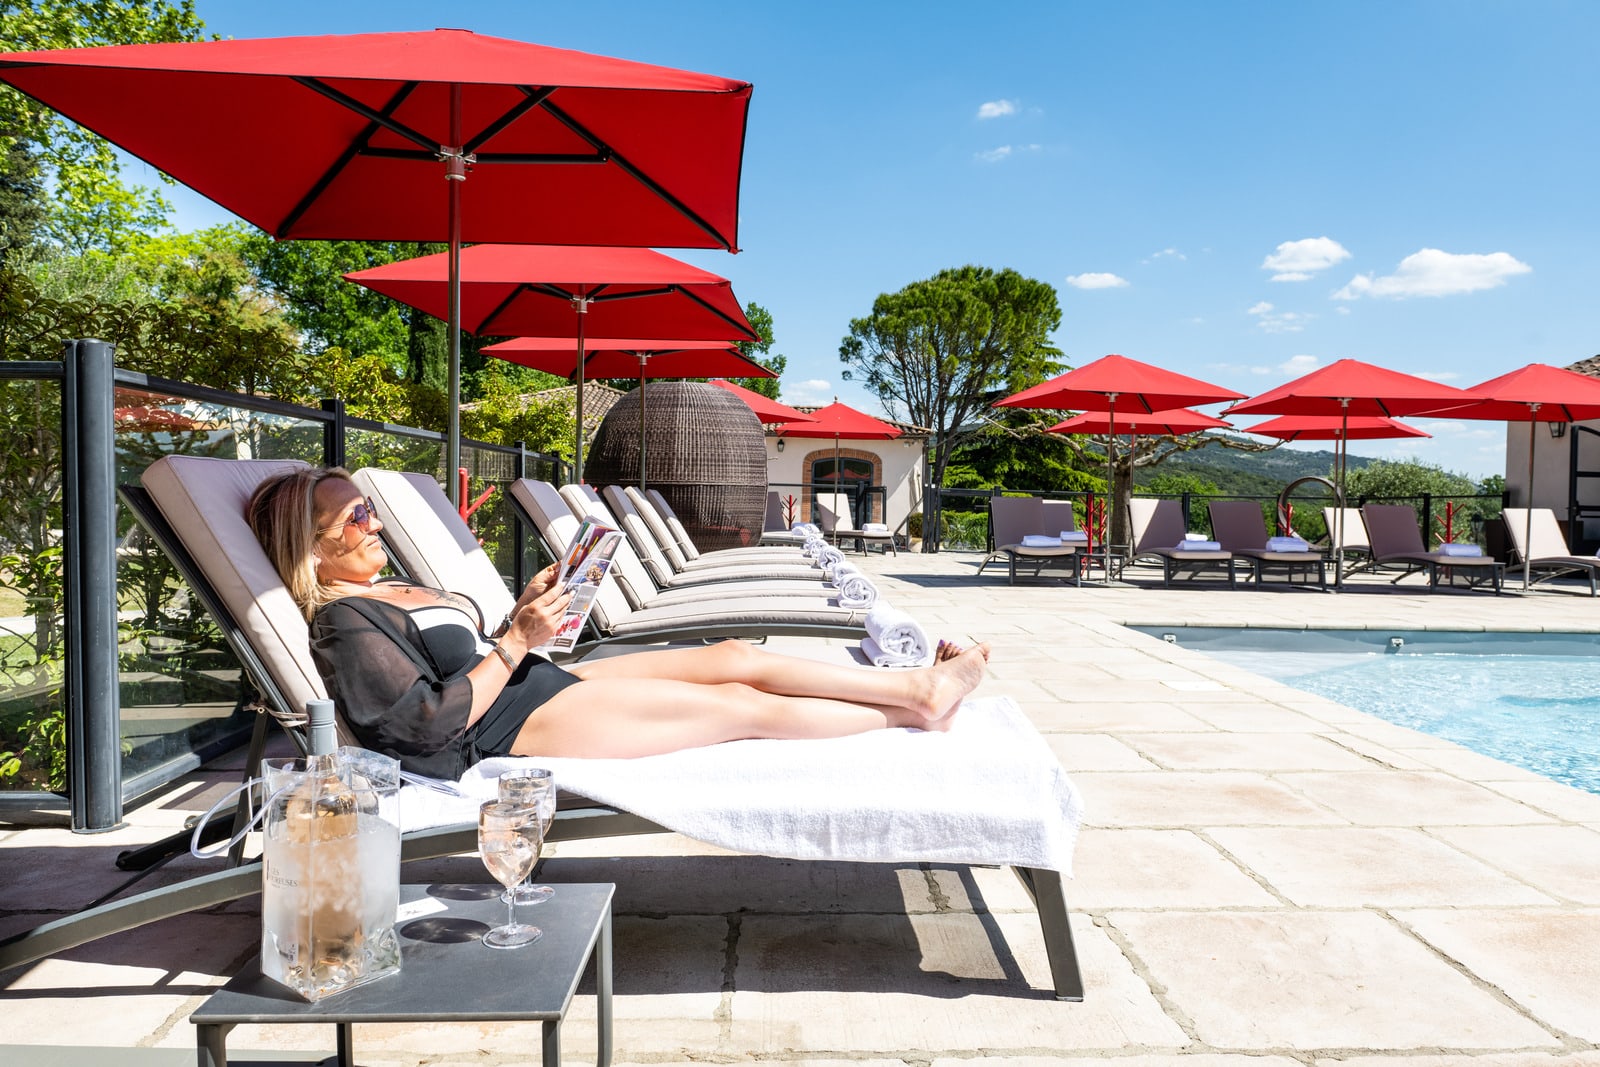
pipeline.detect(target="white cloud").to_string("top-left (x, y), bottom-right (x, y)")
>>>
top-left (1065, 272), bottom-right (1129, 290)
top-left (1247, 301), bottom-right (1312, 334)
top-left (784, 379), bottom-right (833, 406)
top-left (977, 99), bottom-right (1017, 120)
top-left (1142, 247), bottom-right (1186, 264)
top-left (1333, 248), bottom-right (1532, 299)
top-left (975, 145), bottom-right (1012, 163)
top-left (1262, 237), bottom-right (1351, 282)
top-left (1279, 354), bottom-right (1320, 375)
top-left (1412, 370), bottom-right (1459, 382)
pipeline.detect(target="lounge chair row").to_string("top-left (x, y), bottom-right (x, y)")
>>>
top-left (984, 496), bottom-right (1525, 593)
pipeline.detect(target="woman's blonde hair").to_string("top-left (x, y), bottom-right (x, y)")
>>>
top-left (246, 466), bottom-right (356, 621)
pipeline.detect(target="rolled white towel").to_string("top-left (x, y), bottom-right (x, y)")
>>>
top-left (863, 602), bottom-right (930, 665)
top-left (1437, 542), bottom-right (1482, 557)
top-left (1178, 539), bottom-right (1221, 551)
top-left (1020, 534), bottom-right (1062, 547)
top-left (1059, 530), bottom-right (1088, 543)
top-left (1266, 536), bottom-right (1310, 552)
top-left (833, 567), bottom-right (879, 609)
top-left (859, 635), bottom-right (929, 668)
top-left (862, 522), bottom-right (889, 534)
top-left (823, 557), bottom-right (854, 583)
top-left (815, 545), bottom-right (846, 572)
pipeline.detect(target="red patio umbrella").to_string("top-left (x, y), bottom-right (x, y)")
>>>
top-left (346, 244), bottom-right (758, 481)
top-left (1045, 408), bottom-right (1232, 436)
top-left (996, 354), bottom-right (1246, 549)
top-left (482, 336), bottom-right (772, 488)
top-left (774, 401), bottom-right (902, 526)
top-left (706, 379), bottom-right (818, 425)
top-left (1409, 363), bottom-right (1600, 589)
top-left (1243, 414), bottom-right (1431, 441)
top-left (1226, 358), bottom-right (1483, 581)
top-left (0, 28), bottom-right (751, 499)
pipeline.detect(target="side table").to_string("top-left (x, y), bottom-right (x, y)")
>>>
top-left (193, 882), bottom-right (614, 1067)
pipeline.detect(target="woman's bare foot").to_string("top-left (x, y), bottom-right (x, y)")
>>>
top-left (919, 642), bottom-right (990, 722)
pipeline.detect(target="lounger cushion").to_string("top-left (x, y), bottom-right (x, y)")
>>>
top-left (353, 468), bottom-right (515, 624)
top-left (141, 455), bottom-right (327, 726)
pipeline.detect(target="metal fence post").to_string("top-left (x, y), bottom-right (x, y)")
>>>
top-left (62, 339), bottom-right (123, 832)
top-left (1421, 492), bottom-right (1433, 545)
top-left (321, 397), bottom-right (346, 470)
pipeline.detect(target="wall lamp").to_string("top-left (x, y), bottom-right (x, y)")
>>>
top-left (776, 438), bottom-right (785, 452)
top-left (1550, 421), bottom-right (1567, 439)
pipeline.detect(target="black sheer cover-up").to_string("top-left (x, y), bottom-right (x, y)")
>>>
top-left (309, 592), bottom-right (581, 779)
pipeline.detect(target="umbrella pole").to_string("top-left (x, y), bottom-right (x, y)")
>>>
top-left (638, 355), bottom-right (648, 490)
top-left (1105, 394), bottom-right (1117, 576)
top-left (1335, 402), bottom-right (1349, 588)
top-left (1525, 413), bottom-right (1537, 590)
top-left (444, 86), bottom-right (464, 507)
top-left (573, 297), bottom-right (590, 483)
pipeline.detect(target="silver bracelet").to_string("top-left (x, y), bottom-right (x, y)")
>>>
top-left (491, 643), bottom-right (517, 671)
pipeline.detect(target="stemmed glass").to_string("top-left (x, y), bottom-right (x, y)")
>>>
top-left (477, 800), bottom-right (543, 949)
top-left (498, 769), bottom-right (556, 904)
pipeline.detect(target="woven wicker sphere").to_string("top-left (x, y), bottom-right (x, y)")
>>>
top-left (586, 382), bottom-right (768, 550)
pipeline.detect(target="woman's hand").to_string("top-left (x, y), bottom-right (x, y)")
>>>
top-left (502, 580), bottom-right (574, 654)
top-left (508, 563), bottom-right (561, 619)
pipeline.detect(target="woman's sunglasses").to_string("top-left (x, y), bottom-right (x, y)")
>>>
top-left (320, 497), bottom-right (378, 537)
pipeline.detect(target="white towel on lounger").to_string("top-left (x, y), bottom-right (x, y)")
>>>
top-left (1020, 534), bottom-right (1062, 547)
top-left (1178, 539), bottom-right (1221, 551)
top-left (1438, 542), bottom-right (1482, 557)
top-left (396, 695), bottom-right (1082, 874)
top-left (1059, 530), bottom-right (1088, 543)
top-left (1266, 536), bottom-right (1310, 552)
top-left (863, 602), bottom-right (931, 666)
top-left (830, 563), bottom-right (879, 609)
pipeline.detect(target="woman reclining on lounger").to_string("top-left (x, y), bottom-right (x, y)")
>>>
top-left (247, 467), bottom-right (989, 778)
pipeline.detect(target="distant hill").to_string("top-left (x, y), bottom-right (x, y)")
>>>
top-left (1136, 434), bottom-right (1375, 498)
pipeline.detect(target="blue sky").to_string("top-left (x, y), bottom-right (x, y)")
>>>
top-left (139, 1), bottom-right (1600, 480)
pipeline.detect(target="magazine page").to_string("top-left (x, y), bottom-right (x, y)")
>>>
top-left (537, 516), bottom-right (624, 654)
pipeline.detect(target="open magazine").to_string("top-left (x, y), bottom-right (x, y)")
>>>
top-left (537, 516), bottom-right (624, 654)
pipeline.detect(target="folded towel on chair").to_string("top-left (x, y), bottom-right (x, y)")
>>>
top-left (1178, 538), bottom-right (1221, 551)
top-left (1059, 530), bottom-right (1088, 543)
top-left (1266, 536), bottom-right (1310, 552)
top-left (862, 522), bottom-right (890, 534)
top-left (864, 602), bottom-right (931, 666)
top-left (1020, 534), bottom-right (1062, 547)
top-left (1438, 542), bottom-right (1483, 557)
top-left (398, 695), bottom-right (1082, 874)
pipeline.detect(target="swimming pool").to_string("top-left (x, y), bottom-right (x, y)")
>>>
top-left (1131, 627), bottom-right (1600, 796)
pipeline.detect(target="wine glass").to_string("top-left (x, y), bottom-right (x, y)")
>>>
top-left (477, 800), bottom-right (542, 949)
top-left (498, 769), bottom-right (556, 904)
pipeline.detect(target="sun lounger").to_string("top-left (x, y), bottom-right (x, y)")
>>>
top-left (1322, 506), bottom-right (1373, 578)
top-left (1127, 497), bottom-right (1238, 587)
top-left (1, 456), bottom-right (1088, 1002)
top-left (509, 478), bottom-right (872, 645)
top-left (1501, 507), bottom-right (1600, 595)
top-left (637, 487), bottom-right (813, 567)
top-left (816, 491), bottom-right (897, 555)
top-left (1208, 500), bottom-right (1328, 590)
top-left (1360, 503), bottom-right (1503, 593)
top-left (977, 496), bottom-right (1080, 585)
top-left (543, 482), bottom-right (839, 608)
top-left (597, 483), bottom-right (828, 587)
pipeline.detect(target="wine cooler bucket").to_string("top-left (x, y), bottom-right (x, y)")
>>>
top-left (258, 747), bottom-right (403, 1001)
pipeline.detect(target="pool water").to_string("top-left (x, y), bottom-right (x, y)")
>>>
top-left (1134, 628), bottom-right (1600, 796)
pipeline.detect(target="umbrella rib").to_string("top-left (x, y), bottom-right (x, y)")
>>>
top-left (463, 86), bottom-right (557, 154)
top-left (293, 76), bottom-right (439, 152)
top-left (666, 285), bottom-right (760, 340)
top-left (277, 80), bottom-right (419, 238)
top-left (587, 286), bottom-right (678, 303)
top-left (474, 284), bottom-right (533, 336)
top-left (538, 98), bottom-right (731, 250)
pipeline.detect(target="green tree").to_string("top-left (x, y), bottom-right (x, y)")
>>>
top-left (0, 0), bottom-right (209, 252)
top-left (1343, 458), bottom-right (1496, 545)
top-left (0, 140), bottom-right (44, 259)
top-left (840, 265), bottom-right (1064, 486)
top-left (727, 301), bottom-right (787, 399)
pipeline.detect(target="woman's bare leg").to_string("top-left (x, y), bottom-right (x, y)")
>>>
top-left (509, 676), bottom-right (939, 759)
top-left (565, 639), bottom-right (988, 722)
